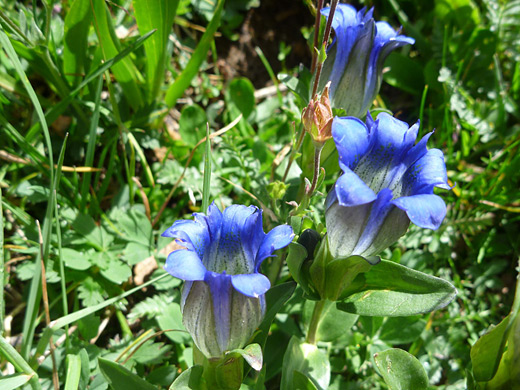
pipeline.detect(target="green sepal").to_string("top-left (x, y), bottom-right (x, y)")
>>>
top-left (286, 242), bottom-right (320, 300)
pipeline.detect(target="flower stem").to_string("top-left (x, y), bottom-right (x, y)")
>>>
top-left (310, 0), bottom-right (325, 74)
top-left (306, 299), bottom-right (326, 345)
top-left (309, 144), bottom-right (323, 195)
top-left (311, 0), bottom-right (339, 98)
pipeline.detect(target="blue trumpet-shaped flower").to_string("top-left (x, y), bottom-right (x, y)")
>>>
top-left (319, 4), bottom-right (414, 117)
top-left (326, 113), bottom-right (451, 260)
top-left (162, 203), bottom-right (294, 358)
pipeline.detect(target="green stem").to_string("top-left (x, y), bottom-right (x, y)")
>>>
top-left (306, 299), bottom-right (326, 345)
top-left (308, 144), bottom-right (323, 195)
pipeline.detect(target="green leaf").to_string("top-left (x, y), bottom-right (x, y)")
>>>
top-left (0, 374), bottom-right (33, 390)
top-left (77, 314), bottom-right (100, 340)
top-left (374, 348), bottom-right (429, 390)
top-left (470, 314), bottom-right (510, 381)
top-left (100, 258), bottom-right (132, 285)
top-left (337, 260), bottom-right (457, 317)
top-left (169, 365), bottom-right (204, 390)
top-left (117, 208), bottom-right (153, 246)
top-left (63, 0), bottom-right (93, 86)
top-left (90, 0), bottom-right (144, 109)
top-left (179, 104), bottom-right (208, 147)
top-left (226, 77), bottom-right (256, 119)
top-left (61, 248), bottom-right (91, 271)
top-left (278, 68), bottom-right (312, 105)
top-left (64, 354), bottom-right (82, 390)
top-left (293, 371), bottom-right (319, 390)
top-left (324, 255), bottom-right (373, 301)
top-left (281, 336), bottom-right (330, 390)
top-left (303, 300), bottom-right (358, 342)
top-left (165, 0), bottom-right (225, 107)
top-left (378, 316), bottom-right (427, 345)
top-left (133, 0), bottom-right (180, 101)
top-left (98, 357), bottom-right (158, 390)
top-left (156, 303), bottom-right (191, 344)
top-left (253, 282), bottom-right (296, 348)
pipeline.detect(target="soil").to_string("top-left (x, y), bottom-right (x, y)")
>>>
top-left (216, 0), bottom-right (314, 88)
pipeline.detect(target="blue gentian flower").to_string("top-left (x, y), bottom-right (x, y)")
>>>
top-left (325, 113), bottom-right (451, 260)
top-left (319, 4), bottom-right (414, 117)
top-left (162, 203), bottom-right (294, 358)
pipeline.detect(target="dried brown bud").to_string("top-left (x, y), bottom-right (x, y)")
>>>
top-left (302, 83), bottom-right (334, 144)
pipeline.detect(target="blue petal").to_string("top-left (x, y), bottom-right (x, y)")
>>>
top-left (231, 273), bottom-right (271, 298)
top-left (354, 113), bottom-right (418, 192)
top-left (402, 148), bottom-right (451, 196)
top-left (240, 208), bottom-right (266, 271)
top-left (334, 168), bottom-right (377, 207)
top-left (332, 116), bottom-right (370, 169)
top-left (204, 271), bottom-right (232, 353)
top-left (164, 249), bottom-right (206, 281)
top-left (392, 194), bottom-right (447, 229)
top-left (196, 202), bottom-right (223, 243)
top-left (255, 224), bottom-right (294, 268)
top-left (162, 220), bottom-right (209, 259)
top-left (331, 19), bottom-right (376, 115)
top-left (206, 205), bottom-right (258, 274)
top-left (353, 188), bottom-right (394, 255)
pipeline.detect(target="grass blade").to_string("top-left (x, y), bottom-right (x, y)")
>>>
top-left (165, 0), bottom-right (225, 107)
top-left (49, 273), bottom-right (169, 330)
top-left (90, 0), bottom-right (144, 109)
top-left (202, 123), bottom-right (211, 212)
top-left (133, 0), bottom-right (180, 102)
top-left (25, 29), bottom-right (156, 142)
top-left (63, 0), bottom-right (93, 86)
top-left (80, 75), bottom-right (104, 212)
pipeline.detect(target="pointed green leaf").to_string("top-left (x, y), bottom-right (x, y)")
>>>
top-left (133, 0), bottom-right (180, 101)
top-left (98, 357), bottom-right (158, 390)
top-left (63, 0), bottom-right (93, 86)
top-left (169, 365), bottom-right (204, 390)
top-left (337, 260), bottom-right (457, 317)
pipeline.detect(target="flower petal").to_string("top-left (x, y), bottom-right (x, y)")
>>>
top-left (164, 249), bottom-right (206, 281)
top-left (162, 220), bottom-right (209, 259)
top-left (326, 200), bottom-right (373, 259)
top-left (402, 148), bottom-right (451, 196)
top-left (231, 273), bottom-right (271, 298)
top-left (206, 205), bottom-right (258, 274)
top-left (330, 19), bottom-right (376, 115)
top-left (353, 188), bottom-right (408, 257)
top-left (332, 116), bottom-right (371, 169)
top-left (255, 224), bottom-right (294, 268)
top-left (392, 194), bottom-right (447, 229)
top-left (334, 168), bottom-right (377, 207)
top-left (204, 271), bottom-right (232, 354)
